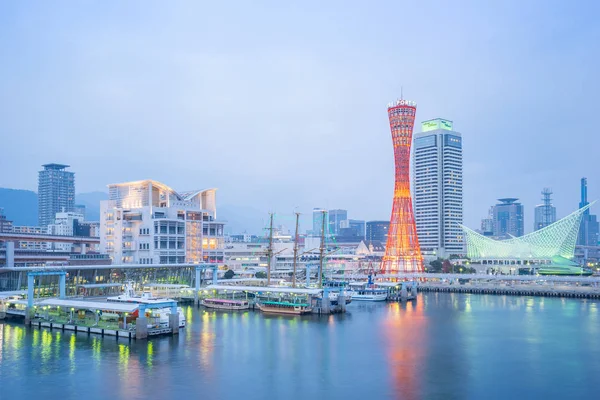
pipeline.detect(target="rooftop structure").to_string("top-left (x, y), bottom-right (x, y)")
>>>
top-left (462, 203), bottom-right (593, 261)
top-left (534, 188), bottom-right (556, 231)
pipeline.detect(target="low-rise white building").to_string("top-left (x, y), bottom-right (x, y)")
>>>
top-left (47, 211), bottom-right (85, 251)
top-left (100, 180), bottom-right (225, 265)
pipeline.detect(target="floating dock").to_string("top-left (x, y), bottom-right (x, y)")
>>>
top-left (0, 297), bottom-right (181, 340)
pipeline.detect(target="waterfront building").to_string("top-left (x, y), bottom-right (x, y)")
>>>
top-left (100, 180), bottom-right (225, 265)
top-left (577, 178), bottom-right (599, 246)
top-left (534, 188), bottom-right (556, 231)
top-left (380, 99), bottom-right (423, 273)
top-left (413, 118), bottom-right (464, 258)
top-left (328, 209), bottom-right (348, 236)
top-left (492, 198), bottom-right (524, 238)
top-left (463, 204), bottom-right (591, 265)
top-left (38, 163), bottom-right (75, 227)
top-left (366, 220), bottom-right (389, 242)
top-left (311, 208), bottom-right (327, 235)
top-left (0, 208), bottom-right (13, 233)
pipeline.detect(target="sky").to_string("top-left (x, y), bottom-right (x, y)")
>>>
top-left (0, 0), bottom-right (599, 233)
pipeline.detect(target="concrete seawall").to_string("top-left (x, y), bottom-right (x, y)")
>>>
top-left (419, 283), bottom-right (600, 299)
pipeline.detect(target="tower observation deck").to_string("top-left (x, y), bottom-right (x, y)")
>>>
top-left (381, 99), bottom-right (424, 274)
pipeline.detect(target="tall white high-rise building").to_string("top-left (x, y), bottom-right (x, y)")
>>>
top-left (413, 118), bottom-right (464, 258)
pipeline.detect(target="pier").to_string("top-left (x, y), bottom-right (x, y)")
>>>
top-left (0, 296), bottom-right (181, 340)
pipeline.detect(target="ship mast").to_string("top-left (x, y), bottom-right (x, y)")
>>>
top-left (292, 212), bottom-right (300, 288)
top-left (318, 210), bottom-right (326, 288)
top-left (266, 213), bottom-right (274, 287)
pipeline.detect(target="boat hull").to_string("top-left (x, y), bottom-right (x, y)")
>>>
top-left (256, 303), bottom-right (312, 315)
top-left (351, 294), bottom-right (388, 302)
top-left (201, 301), bottom-right (250, 311)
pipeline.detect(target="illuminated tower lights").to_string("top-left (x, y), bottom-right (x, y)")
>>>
top-left (381, 99), bottom-right (424, 274)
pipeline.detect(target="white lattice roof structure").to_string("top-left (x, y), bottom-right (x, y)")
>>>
top-left (462, 203), bottom-right (593, 260)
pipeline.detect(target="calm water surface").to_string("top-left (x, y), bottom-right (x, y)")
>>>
top-left (1, 293), bottom-right (599, 399)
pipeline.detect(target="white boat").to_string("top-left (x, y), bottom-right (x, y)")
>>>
top-left (256, 300), bottom-right (313, 315)
top-left (350, 288), bottom-right (388, 301)
top-left (201, 298), bottom-right (250, 311)
top-left (328, 291), bottom-right (352, 305)
top-left (108, 281), bottom-right (186, 328)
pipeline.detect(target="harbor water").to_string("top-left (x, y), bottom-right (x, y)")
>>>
top-left (1, 292), bottom-right (600, 399)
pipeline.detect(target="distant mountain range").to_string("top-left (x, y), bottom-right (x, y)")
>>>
top-left (0, 188), bottom-right (38, 225)
top-left (0, 188), bottom-right (265, 233)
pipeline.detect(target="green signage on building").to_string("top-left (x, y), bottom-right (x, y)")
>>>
top-left (440, 119), bottom-right (453, 130)
top-left (421, 118), bottom-right (453, 132)
top-left (421, 120), bottom-right (439, 132)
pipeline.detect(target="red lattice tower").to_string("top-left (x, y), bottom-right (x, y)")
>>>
top-left (380, 99), bottom-right (424, 274)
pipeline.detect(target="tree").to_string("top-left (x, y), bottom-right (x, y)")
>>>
top-left (224, 269), bottom-right (235, 279)
top-left (442, 260), bottom-right (452, 273)
top-left (255, 271), bottom-right (267, 279)
top-left (429, 259), bottom-right (443, 273)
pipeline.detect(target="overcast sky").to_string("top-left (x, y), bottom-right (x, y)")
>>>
top-left (0, 1), bottom-right (599, 232)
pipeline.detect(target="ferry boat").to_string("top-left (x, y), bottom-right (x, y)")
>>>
top-left (256, 300), bottom-right (312, 315)
top-left (348, 277), bottom-right (389, 301)
top-left (350, 288), bottom-right (388, 302)
top-left (107, 282), bottom-right (186, 328)
top-left (201, 298), bottom-right (250, 311)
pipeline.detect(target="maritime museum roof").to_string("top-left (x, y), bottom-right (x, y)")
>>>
top-left (462, 203), bottom-right (593, 260)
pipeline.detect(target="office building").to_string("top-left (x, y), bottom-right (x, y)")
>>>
top-left (381, 99), bottom-right (423, 273)
top-left (0, 208), bottom-right (13, 233)
top-left (366, 220), bottom-right (389, 242)
top-left (328, 209), bottom-right (348, 235)
top-left (47, 211), bottom-right (86, 251)
top-left (348, 219), bottom-right (366, 239)
top-left (38, 163), bottom-right (75, 227)
top-left (534, 188), bottom-right (556, 231)
top-left (413, 118), bottom-right (464, 258)
top-left (492, 198), bottom-right (524, 238)
top-left (312, 208), bottom-right (327, 236)
top-left (74, 204), bottom-right (87, 219)
top-left (577, 178), bottom-right (599, 246)
top-left (100, 180), bottom-right (225, 265)
top-left (480, 208), bottom-right (494, 236)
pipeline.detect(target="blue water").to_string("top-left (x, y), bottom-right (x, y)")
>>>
top-left (1, 293), bottom-right (599, 399)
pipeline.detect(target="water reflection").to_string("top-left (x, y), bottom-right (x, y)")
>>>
top-left (1, 295), bottom-right (600, 399)
top-left (382, 300), bottom-right (426, 400)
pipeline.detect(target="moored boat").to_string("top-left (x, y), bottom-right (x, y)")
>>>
top-left (201, 298), bottom-right (250, 311)
top-left (350, 288), bottom-right (388, 302)
top-left (256, 301), bottom-right (312, 315)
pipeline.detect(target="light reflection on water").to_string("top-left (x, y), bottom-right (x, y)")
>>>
top-left (1, 293), bottom-right (600, 399)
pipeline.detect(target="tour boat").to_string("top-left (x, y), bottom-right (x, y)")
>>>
top-left (201, 298), bottom-right (250, 311)
top-left (328, 291), bottom-right (352, 305)
top-left (350, 288), bottom-right (388, 302)
top-left (256, 300), bottom-right (312, 315)
top-left (107, 281), bottom-right (186, 327)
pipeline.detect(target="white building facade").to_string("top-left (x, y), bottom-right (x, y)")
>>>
top-left (413, 118), bottom-right (464, 258)
top-left (47, 211), bottom-right (85, 252)
top-left (100, 180), bottom-right (225, 265)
